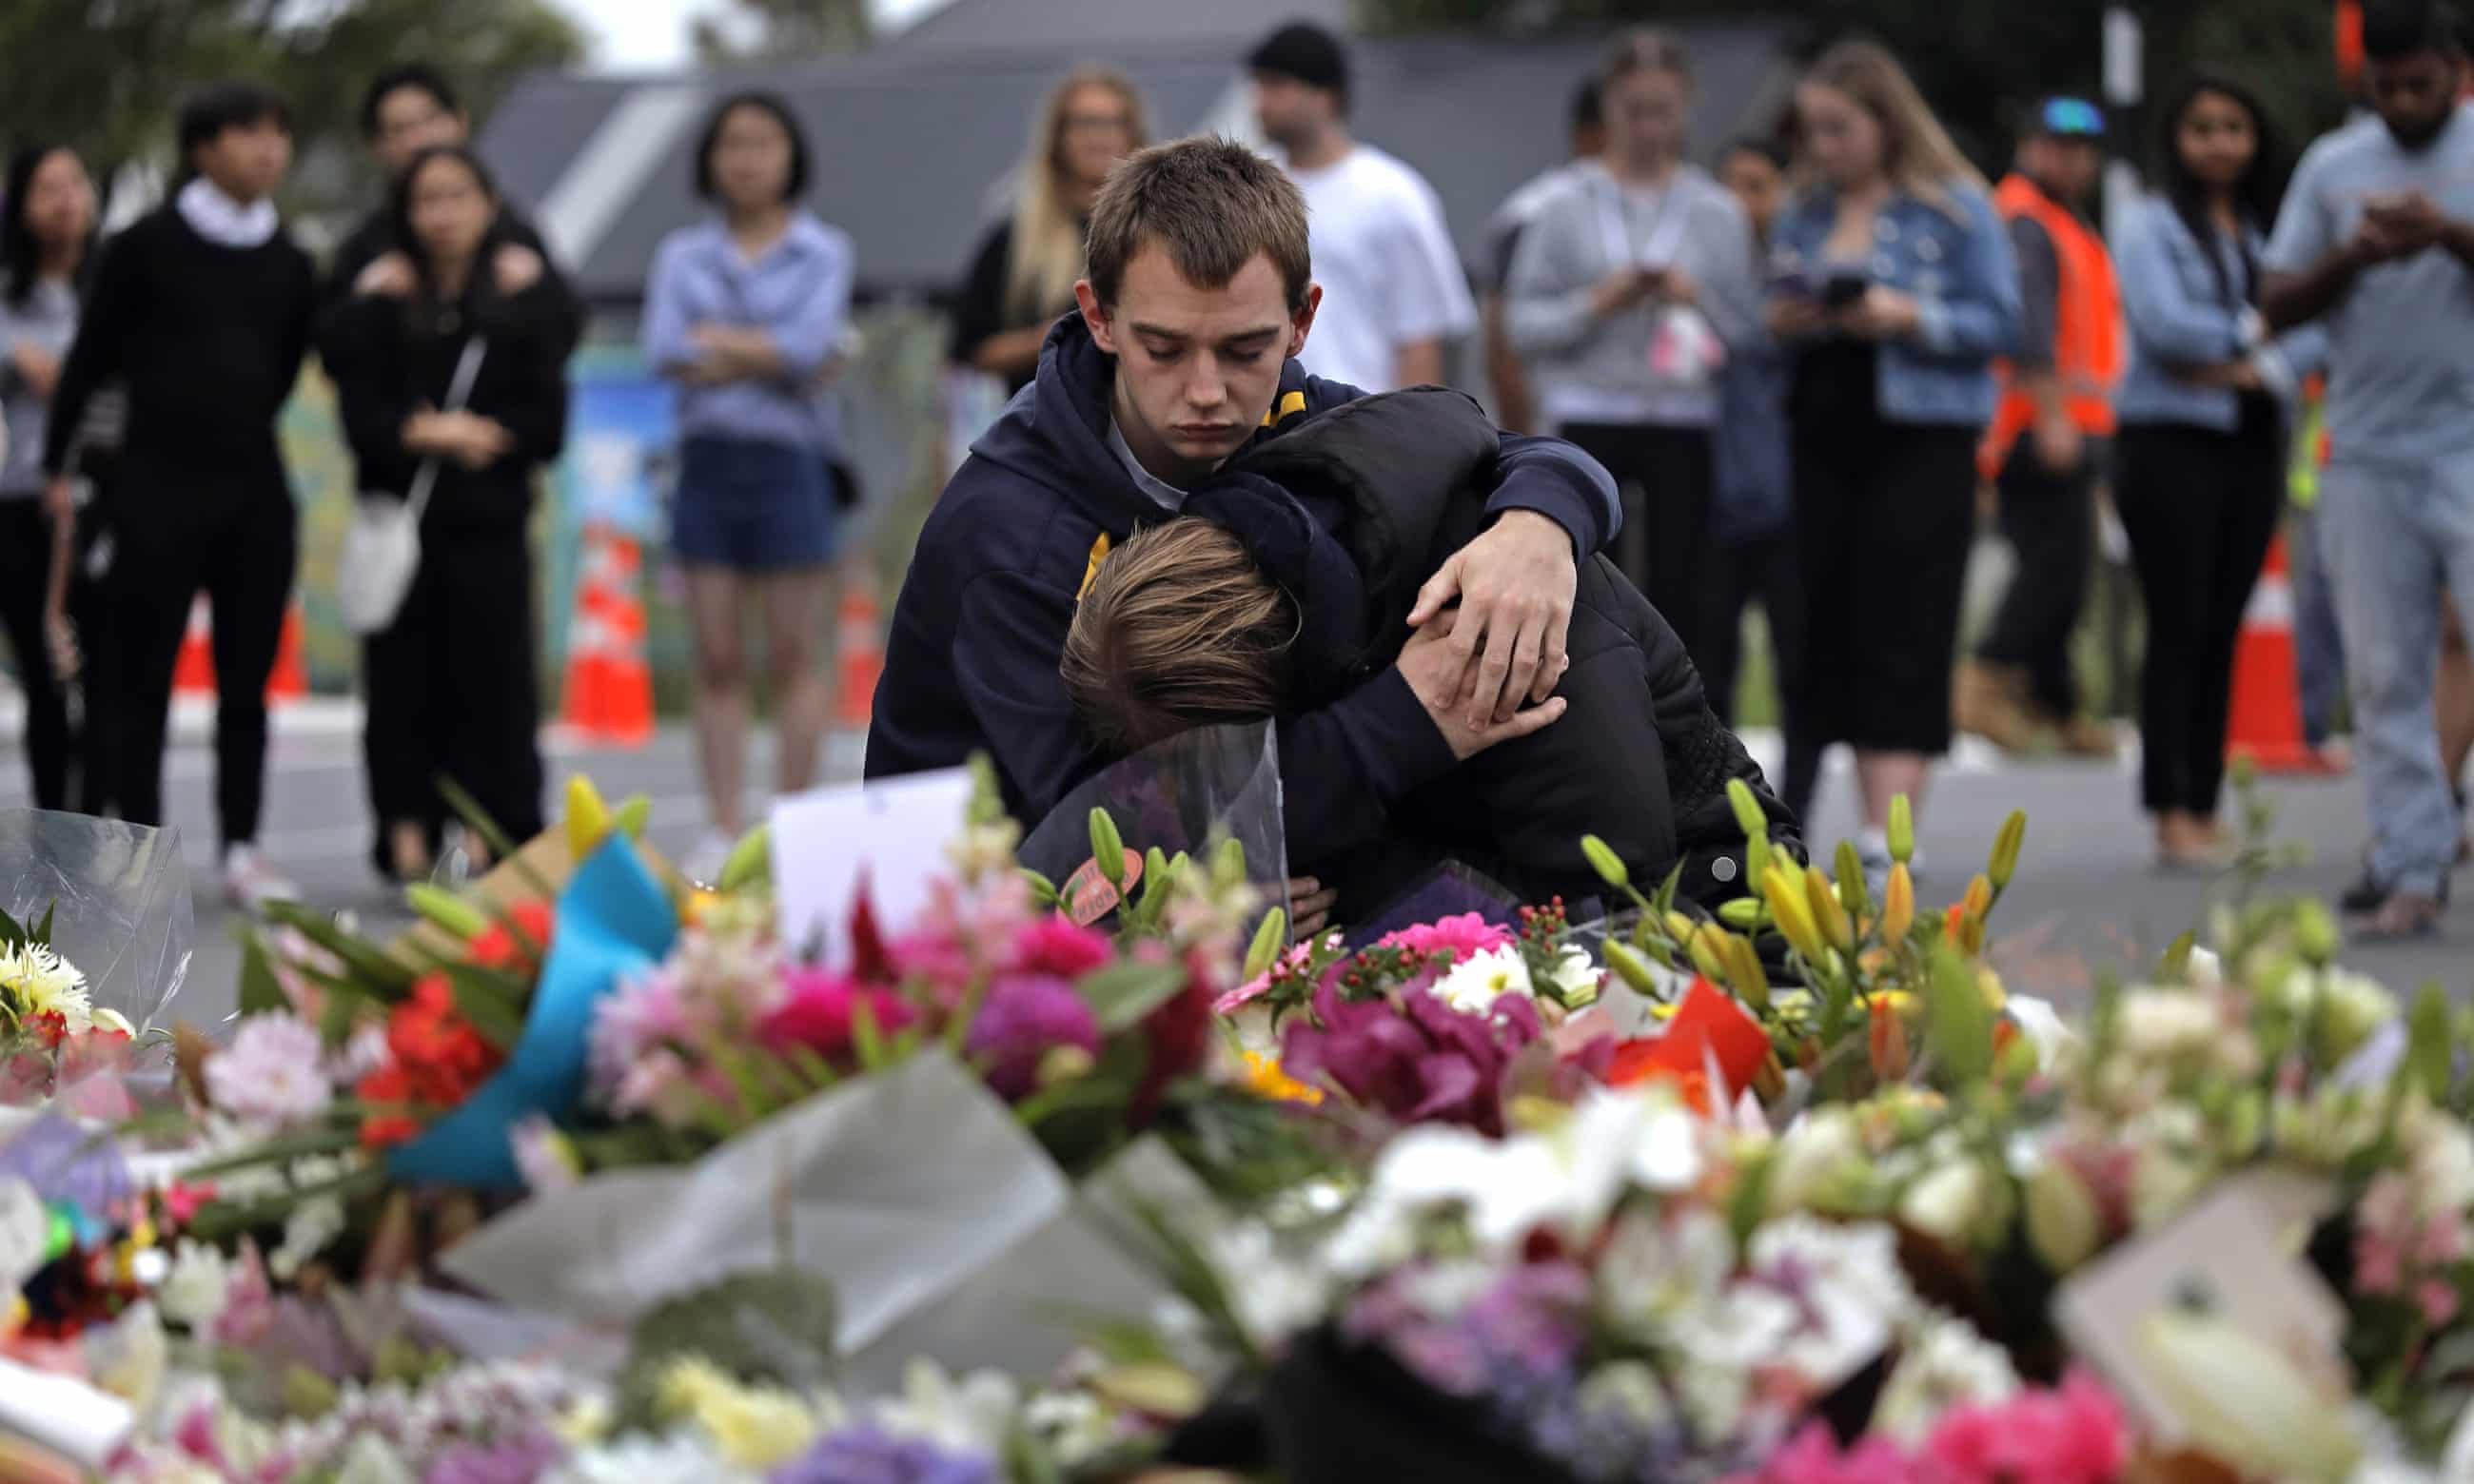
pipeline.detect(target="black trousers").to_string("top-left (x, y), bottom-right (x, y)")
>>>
top-left (0, 501), bottom-right (69, 810)
top-left (2114, 415), bottom-right (2283, 817)
top-left (363, 523), bottom-right (544, 856)
top-left (1794, 420), bottom-right (1980, 754)
top-left (1700, 530), bottom-right (1820, 821)
top-left (1977, 440), bottom-right (2097, 717)
top-left (1561, 422), bottom-right (1717, 674)
top-left (108, 464), bottom-right (296, 846)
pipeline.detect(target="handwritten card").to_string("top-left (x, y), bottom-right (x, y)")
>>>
top-left (770, 769), bottom-right (973, 964)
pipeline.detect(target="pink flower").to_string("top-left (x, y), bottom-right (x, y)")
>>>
top-left (2420, 1279), bottom-right (2462, 1328)
top-left (587, 970), bottom-right (689, 1103)
top-left (1376, 912), bottom-right (1513, 964)
top-left (1011, 919), bottom-right (1112, 980)
top-left (965, 975), bottom-right (1100, 1100)
top-left (1278, 982), bottom-right (1541, 1136)
top-left (1724, 1423), bottom-right (1909, 1484)
top-left (1921, 1371), bottom-right (2127, 1484)
top-left (2417, 1212), bottom-right (2468, 1268)
top-left (1214, 938), bottom-right (1323, 1016)
top-left (2355, 1226), bottom-right (2407, 1296)
top-left (203, 1013), bottom-right (335, 1124)
top-left (757, 970), bottom-right (919, 1061)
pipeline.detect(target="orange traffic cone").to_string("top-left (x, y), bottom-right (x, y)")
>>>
top-left (556, 523), bottom-right (655, 748)
top-left (834, 576), bottom-right (883, 730)
top-left (268, 601), bottom-right (307, 700)
top-left (2225, 535), bottom-right (2330, 774)
top-left (173, 597), bottom-right (215, 697)
top-left (170, 596), bottom-right (307, 704)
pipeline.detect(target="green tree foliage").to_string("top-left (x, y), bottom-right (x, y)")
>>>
top-left (0, 0), bottom-right (584, 212)
top-left (692, 0), bottom-right (872, 64)
top-left (1355, 0), bottom-right (2351, 178)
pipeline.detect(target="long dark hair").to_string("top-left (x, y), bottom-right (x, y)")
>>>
top-left (2153, 68), bottom-right (2284, 307)
top-left (385, 144), bottom-right (508, 319)
top-left (693, 90), bottom-right (812, 204)
top-left (2, 146), bottom-right (97, 308)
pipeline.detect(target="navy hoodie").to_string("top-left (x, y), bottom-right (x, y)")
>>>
top-left (864, 312), bottom-right (1620, 865)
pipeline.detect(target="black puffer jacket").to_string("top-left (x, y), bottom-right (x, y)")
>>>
top-left (1200, 386), bottom-right (1801, 917)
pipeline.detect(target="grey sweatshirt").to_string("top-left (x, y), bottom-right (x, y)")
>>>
top-left (1503, 161), bottom-right (1762, 430)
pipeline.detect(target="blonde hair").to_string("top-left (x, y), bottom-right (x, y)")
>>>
top-left (1007, 65), bottom-right (1151, 323)
top-left (1061, 520), bottom-right (1299, 755)
top-left (1798, 40), bottom-right (1985, 212)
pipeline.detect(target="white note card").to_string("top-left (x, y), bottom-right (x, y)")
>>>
top-left (770, 769), bottom-right (974, 964)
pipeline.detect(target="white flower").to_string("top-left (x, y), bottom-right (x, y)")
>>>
top-left (872, 1361), bottom-right (1020, 1456)
top-left (1767, 1108), bottom-right (1863, 1215)
top-left (93, 1006), bottom-right (134, 1037)
top-left (1434, 946), bottom-right (1533, 1017)
top-left (329, 1430), bottom-right (417, 1484)
top-left (1898, 1160), bottom-right (1995, 1250)
top-left (1204, 1220), bottom-right (1328, 1346)
top-left (2186, 946), bottom-right (2223, 989)
top-left (2001, 995), bottom-right (2075, 1072)
top-left (2116, 989), bottom-right (2224, 1061)
top-left (1874, 1312), bottom-right (2020, 1442)
top-left (545, 1435), bottom-right (756, 1484)
top-left (0, 1177), bottom-right (48, 1294)
top-left (156, 1239), bottom-right (234, 1329)
top-left (1576, 1359), bottom-right (1673, 1434)
top-left (1599, 1205), bottom-right (1734, 1335)
top-left (1224, 1001), bottom-right (1279, 1058)
top-left (268, 1196), bottom-right (346, 1281)
top-left (1549, 946), bottom-right (1601, 1006)
top-left (0, 942), bottom-right (90, 1028)
top-left (1751, 1217), bottom-right (1918, 1327)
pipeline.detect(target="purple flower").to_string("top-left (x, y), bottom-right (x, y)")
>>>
top-left (964, 975), bottom-right (1100, 1100)
top-left (769, 1424), bottom-right (998, 1484)
top-left (422, 1426), bottom-right (567, 1484)
top-left (1280, 983), bottom-right (1542, 1136)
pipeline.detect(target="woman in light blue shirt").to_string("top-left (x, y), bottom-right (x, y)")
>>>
top-left (2111, 69), bottom-right (2324, 869)
top-left (643, 91), bottom-right (856, 875)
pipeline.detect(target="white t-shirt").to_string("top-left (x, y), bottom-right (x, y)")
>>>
top-left (1286, 145), bottom-right (1477, 393)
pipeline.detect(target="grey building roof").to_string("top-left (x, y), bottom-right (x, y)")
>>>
top-left (477, 15), bottom-right (1790, 306)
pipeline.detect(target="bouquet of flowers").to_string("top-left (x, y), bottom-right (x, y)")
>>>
top-left (0, 900), bottom-right (136, 1110)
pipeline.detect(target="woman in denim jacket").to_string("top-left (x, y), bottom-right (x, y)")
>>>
top-left (1764, 41), bottom-right (2022, 878)
top-left (2111, 70), bottom-right (2326, 869)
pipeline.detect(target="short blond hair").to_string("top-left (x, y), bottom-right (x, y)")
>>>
top-left (1061, 520), bottom-right (1299, 754)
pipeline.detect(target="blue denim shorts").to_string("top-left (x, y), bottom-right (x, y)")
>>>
top-left (672, 435), bottom-right (838, 572)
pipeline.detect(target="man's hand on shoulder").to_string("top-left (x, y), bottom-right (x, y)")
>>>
top-left (1406, 509), bottom-right (1577, 726)
top-left (1397, 611), bottom-right (1568, 760)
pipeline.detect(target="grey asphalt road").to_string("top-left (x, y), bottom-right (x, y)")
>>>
top-left (0, 718), bottom-right (2459, 1032)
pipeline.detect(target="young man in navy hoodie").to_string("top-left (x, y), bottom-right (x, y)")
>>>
top-left (868, 138), bottom-right (1619, 929)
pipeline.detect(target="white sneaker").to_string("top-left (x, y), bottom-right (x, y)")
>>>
top-left (682, 830), bottom-right (736, 888)
top-left (222, 844), bottom-right (301, 911)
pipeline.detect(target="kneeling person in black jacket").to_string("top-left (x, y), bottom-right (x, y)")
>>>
top-left (1063, 507), bottom-right (1797, 918)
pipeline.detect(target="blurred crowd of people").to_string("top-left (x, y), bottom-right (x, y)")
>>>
top-left (4, 0), bottom-right (2473, 939)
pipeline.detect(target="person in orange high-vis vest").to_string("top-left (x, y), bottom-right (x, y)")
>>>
top-left (1954, 97), bottom-right (2125, 756)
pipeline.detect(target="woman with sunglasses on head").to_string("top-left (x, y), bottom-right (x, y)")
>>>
top-left (323, 145), bottom-right (583, 880)
top-left (2111, 69), bottom-right (2325, 869)
top-left (643, 92), bottom-right (856, 884)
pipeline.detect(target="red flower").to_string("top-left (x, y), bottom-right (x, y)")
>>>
top-left (355, 1064), bottom-right (424, 1148)
top-left (25, 1010), bottom-right (66, 1049)
top-left (1011, 919), bottom-right (1112, 980)
top-left (467, 900), bottom-right (556, 973)
top-left (1604, 979), bottom-right (1771, 1108)
top-left (758, 970), bottom-right (919, 1062)
top-left (1131, 980), bottom-right (1213, 1126)
top-left (355, 975), bottom-right (506, 1145)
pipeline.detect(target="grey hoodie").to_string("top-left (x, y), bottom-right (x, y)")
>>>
top-left (1503, 161), bottom-right (1762, 431)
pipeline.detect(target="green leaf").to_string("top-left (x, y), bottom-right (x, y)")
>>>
top-left (177, 1123), bottom-right (363, 1181)
top-left (33, 903), bottom-right (53, 947)
top-left (440, 964), bottom-right (529, 1053)
top-left (782, 1042), bottom-right (839, 1097)
top-left (0, 907), bottom-right (27, 951)
top-left (2410, 983), bottom-right (2454, 1100)
top-left (1924, 941), bottom-right (1993, 1084)
top-left (437, 775), bottom-right (564, 901)
top-left (2159, 930), bottom-right (2196, 985)
top-left (852, 996), bottom-right (886, 1073)
top-left (237, 934), bottom-right (289, 1018)
top-left (1076, 961), bottom-right (1188, 1033)
top-left (262, 900), bottom-right (418, 998)
top-left (1728, 1147), bottom-right (1777, 1246)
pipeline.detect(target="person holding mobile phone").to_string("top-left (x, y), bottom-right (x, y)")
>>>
top-left (1958, 96), bottom-right (2124, 761)
top-left (1763, 41), bottom-right (2022, 887)
top-left (2262, 0), bottom-right (2474, 938)
top-left (1504, 29), bottom-right (1764, 678)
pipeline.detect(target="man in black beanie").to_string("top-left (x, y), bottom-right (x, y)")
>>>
top-left (1247, 20), bottom-right (1475, 395)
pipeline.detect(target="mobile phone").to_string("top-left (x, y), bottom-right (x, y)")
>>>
top-left (1821, 272), bottom-right (1870, 310)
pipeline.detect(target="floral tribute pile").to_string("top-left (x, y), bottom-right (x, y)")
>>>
top-left (1, 764), bottom-right (2473, 1482)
